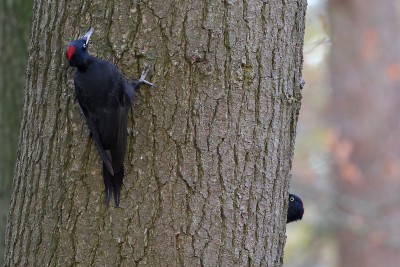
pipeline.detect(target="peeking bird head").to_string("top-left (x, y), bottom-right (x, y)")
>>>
top-left (66, 28), bottom-right (94, 68)
top-left (287, 193), bottom-right (304, 223)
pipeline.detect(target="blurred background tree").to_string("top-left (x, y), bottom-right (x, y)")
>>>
top-left (2, 0), bottom-right (400, 266)
top-left (0, 0), bottom-right (33, 263)
top-left (286, 0), bottom-right (400, 266)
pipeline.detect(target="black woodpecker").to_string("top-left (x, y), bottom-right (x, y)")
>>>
top-left (66, 28), bottom-right (154, 207)
top-left (287, 194), bottom-right (304, 223)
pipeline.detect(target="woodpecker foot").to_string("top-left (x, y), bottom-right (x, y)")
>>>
top-left (139, 67), bottom-right (154, 87)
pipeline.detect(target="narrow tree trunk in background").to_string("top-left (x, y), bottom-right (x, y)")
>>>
top-left (328, 0), bottom-right (400, 266)
top-left (0, 0), bottom-right (33, 264)
top-left (4, 0), bottom-right (306, 266)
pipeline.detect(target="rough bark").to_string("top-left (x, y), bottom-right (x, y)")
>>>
top-left (4, 0), bottom-right (306, 266)
top-left (0, 0), bottom-right (33, 264)
top-left (328, 0), bottom-right (400, 266)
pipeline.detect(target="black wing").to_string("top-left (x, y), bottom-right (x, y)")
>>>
top-left (74, 60), bottom-right (132, 172)
top-left (74, 80), bottom-right (115, 175)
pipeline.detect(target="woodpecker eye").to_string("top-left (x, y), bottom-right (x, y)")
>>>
top-left (290, 196), bottom-right (294, 202)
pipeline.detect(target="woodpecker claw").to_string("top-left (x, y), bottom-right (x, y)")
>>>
top-left (139, 67), bottom-right (154, 87)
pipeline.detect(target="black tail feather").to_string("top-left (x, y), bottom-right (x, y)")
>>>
top-left (103, 164), bottom-right (113, 206)
top-left (102, 164), bottom-right (124, 208)
top-left (111, 166), bottom-right (124, 208)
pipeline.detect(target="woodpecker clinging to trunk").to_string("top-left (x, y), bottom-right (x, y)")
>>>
top-left (66, 27), bottom-right (154, 207)
top-left (287, 193), bottom-right (304, 223)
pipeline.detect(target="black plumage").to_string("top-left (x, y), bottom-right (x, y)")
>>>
top-left (287, 193), bottom-right (304, 223)
top-left (66, 28), bottom-right (153, 207)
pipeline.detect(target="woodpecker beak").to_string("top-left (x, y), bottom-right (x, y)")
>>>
top-left (82, 27), bottom-right (94, 46)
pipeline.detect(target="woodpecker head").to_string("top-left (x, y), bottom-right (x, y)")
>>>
top-left (287, 193), bottom-right (304, 223)
top-left (66, 28), bottom-right (94, 69)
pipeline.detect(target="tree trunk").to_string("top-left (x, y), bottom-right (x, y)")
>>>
top-left (0, 0), bottom-right (33, 264)
top-left (328, 0), bottom-right (400, 266)
top-left (4, 0), bottom-right (307, 266)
